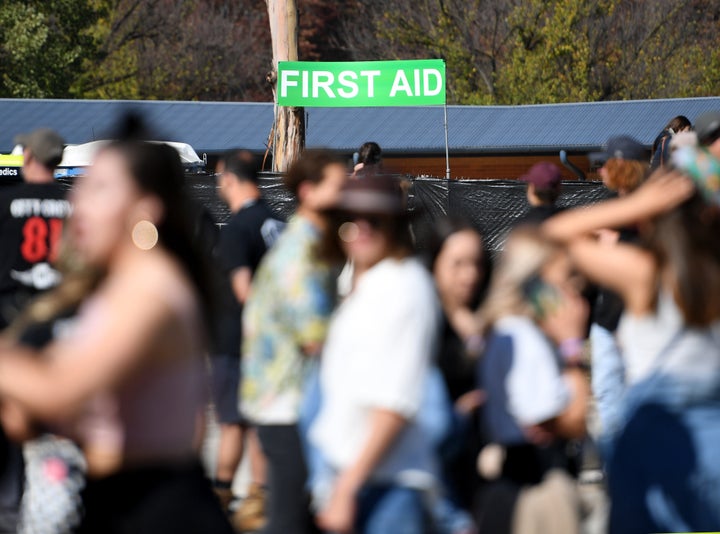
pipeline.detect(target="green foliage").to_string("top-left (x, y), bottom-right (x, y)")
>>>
top-left (0, 0), bottom-right (716, 103)
top-left (72, 0), bottom-right (272, 101)
top-left (69, 0), bottom-right (142, 99)
top-left (371, 1), bottom-right (502, 104)
top-left (497, 0), bottom-right (604, 104)
top-left (343, 0), bottom-right (720, 105)
top-left (0, 0), bottom-right (99, 98)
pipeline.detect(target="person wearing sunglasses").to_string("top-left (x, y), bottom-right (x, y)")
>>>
top-left (310, 176), bottom-right (441, 534)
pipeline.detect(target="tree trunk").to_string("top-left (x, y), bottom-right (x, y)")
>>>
top-left (266, 0), bottom-right (304, 172)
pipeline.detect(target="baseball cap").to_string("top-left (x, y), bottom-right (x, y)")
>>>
top-left (520, 162), bottom-right (562, 189)
top-left (14, 128), bottom-right (65, 168)
top-left (590, 135), bottom-right (647, 165)
top-left (695, 111), bottom-right (720, 145)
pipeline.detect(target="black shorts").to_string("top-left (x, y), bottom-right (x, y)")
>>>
top-left (209, 354), bottom-right (244, 425)
top-left (77, 461), bottom-right (233, 534)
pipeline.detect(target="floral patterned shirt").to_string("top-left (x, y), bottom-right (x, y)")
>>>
top-left (240, 215), bottom-right (335, 424)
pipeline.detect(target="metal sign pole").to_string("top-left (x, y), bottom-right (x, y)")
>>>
top-left (443, 101), bottom-right (450, 180)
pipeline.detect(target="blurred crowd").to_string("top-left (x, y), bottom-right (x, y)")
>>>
top-left (0, 110), bottom-right (718, 534)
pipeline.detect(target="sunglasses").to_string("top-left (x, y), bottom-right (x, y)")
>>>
top-left (339, 213), bottom-right (391, 229)
top-left (338, 214), bottom-right (393, 243)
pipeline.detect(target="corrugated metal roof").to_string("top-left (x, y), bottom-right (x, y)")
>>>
top-left (0, 99), bottom-right (273, 154)
top-left (306, 98), bottom-right (720, 153)
top-left (1, 97), bottom-right (719, 155)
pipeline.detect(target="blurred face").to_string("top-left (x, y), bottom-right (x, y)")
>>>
top-left (70, 149), bottom-right (144, 266)
top-left (434, 229), bottom-right (484, 307)
top-left (541, 250), bottom-right (583, 292)
top-left (339, 214), bottom-right (393, 270)
top-left (215, 160), bottom-right (229, 203)
top-left (215, 161), bottom-right (241, 206)
top-left (599, 163), bottom-right (611, 188)
top-left (302, 163), bottom-right (347, 212)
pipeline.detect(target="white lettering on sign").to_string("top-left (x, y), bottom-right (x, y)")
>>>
top-left (337, 71), bottom-right (359, 98)
top-left (302, 70), bottom-right (310, 98)
top-left (280, 70), bottom-right (299, 98)
top-left (390, 69), bottom-right (443, 98)
top-left (424, 69), bottom-right (443, 96)
top-left (10, 198), bottom-right (71, 218)
top-left (0, 168), bottom-right (18, 176)
top-left (360, 70), bottom-right (381, 98)
top-left (277, 61), bottom-right (446, 106)
top-left (390, 70), bottom-right (413, 97)
top-left (312, 71), bottom-right (335, 98)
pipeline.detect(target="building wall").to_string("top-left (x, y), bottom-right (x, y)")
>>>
top-left (384, 153), bottom-right (598, 180)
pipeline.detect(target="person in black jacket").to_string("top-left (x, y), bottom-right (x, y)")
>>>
top-left (650, 115), bottom-right (691, 170)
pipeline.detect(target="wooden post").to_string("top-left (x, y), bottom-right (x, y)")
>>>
top-left (267, 0), bottom-right (304, 172)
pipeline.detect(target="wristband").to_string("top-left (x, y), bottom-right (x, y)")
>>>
top-left (559, 337), bottom-right (584, 361)
top-left (465, 334), bottom-right (485, 358)
top-left (563, 360), bottom-right (591, 372)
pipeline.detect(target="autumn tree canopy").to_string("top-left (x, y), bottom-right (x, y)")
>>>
top-left (0, 0), bottom-right (717, 103)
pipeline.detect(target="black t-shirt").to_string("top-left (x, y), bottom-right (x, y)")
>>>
top-left (437, 314), bottom-right (476, 403)
top-left (0, 182), bottom-right (70, 328)
top-left (514, 204), bottom-right (563, 226)
top-left (214, 199), bottom-right (284, 357)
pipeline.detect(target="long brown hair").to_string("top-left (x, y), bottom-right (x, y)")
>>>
top-left (645, 193), bottom-right (720, 326)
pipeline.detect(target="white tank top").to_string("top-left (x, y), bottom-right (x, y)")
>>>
top-left (618, 291), bottom-right (720, 397)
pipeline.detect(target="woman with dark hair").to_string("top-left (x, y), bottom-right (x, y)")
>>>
top-left (0, 137), bottom-right (232, 533)
top-left (650, 115), bottom-right (692, 170)
top-left (427, 218), bottom-right (488, 534)
top-left (352, 142), bottom-right (382, 178)
top-left (429, 218), bottom-right (489, 401)
top-left (310, 176), bottom-right (441, 534)
top-left (544, 162), bottom-right (720, 532)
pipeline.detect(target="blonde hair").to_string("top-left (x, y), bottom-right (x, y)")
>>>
top-left (479, 226), bottom-right (561, 332)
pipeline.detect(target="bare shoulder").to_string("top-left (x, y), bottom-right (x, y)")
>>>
top-left (102, 249), bottom-right (199, 317)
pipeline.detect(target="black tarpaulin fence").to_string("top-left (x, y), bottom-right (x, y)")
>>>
top-left (56, 173), bottom-right (611, 254)
top-left (409, 177), bottom-right (613, 253)
top-left (186, 173), bottom-right (612, 253)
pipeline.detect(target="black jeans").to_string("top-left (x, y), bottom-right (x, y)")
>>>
top-left (257, 424), bottom-right (319, 534)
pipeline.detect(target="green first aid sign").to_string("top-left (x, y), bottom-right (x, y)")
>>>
top-left (277, 59), bottom-right (446, 107)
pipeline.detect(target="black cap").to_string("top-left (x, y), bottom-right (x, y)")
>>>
top-left (333, 175), bottom-right (405, 215)
top-left (590, 135), bottom-right (647, 165)
top-left (695, 111), bottom-right (720, 145)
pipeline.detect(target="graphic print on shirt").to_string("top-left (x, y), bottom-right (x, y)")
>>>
top-left (7, 197), bottom-right (71, 291)
top-left (261, 218), bottom-right (285, 249)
